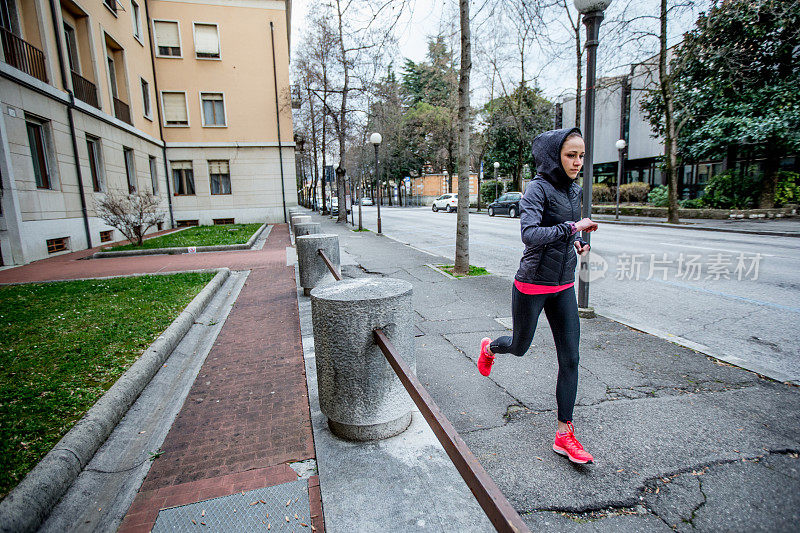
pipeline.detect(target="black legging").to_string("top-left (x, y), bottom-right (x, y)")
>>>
top-left (490, 284), bottom-right (580, 423)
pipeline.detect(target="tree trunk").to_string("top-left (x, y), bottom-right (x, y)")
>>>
top-left (335, 0), bottom-right (348, 223)
top-left (659, 0), bottom-right (680, 224)
top-left (454, 0), bottom-right (471, 276)
top-left (759, 142), bottom-right (778, 208)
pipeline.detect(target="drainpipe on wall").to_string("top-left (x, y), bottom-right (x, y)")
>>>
top-left (270, 21), bottom-right (288, 224)
top-left (144, 0), bottom-right (175, 228)
top-left (47, 0), bottom-right (92, 249)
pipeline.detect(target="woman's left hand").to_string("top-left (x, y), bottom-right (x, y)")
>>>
top-left (574, 241), bottom-right (590, 255)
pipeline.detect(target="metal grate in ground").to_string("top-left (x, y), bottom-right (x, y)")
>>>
top-left (151, 479), bottom-right (311, 532)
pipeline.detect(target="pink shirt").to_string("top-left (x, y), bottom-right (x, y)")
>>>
top-left (514, 279), bottom-right (575, 295)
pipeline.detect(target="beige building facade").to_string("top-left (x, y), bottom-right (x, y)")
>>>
top-left (0, 0), bottom-right (296, 266)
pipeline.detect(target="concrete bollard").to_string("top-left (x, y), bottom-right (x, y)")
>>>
top-left (290, 215), bottom-right (311, 232)
top-left (296, 234), bottom-right (339, 296)
top-left (311, 278), bottom-right (415, 441)
top-left (294, 222), bottom-right (321, 238)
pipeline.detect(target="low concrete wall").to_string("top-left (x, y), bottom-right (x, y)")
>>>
top-left (92, 224), bottom-right (269, 259)
top-left (592, 205), bottom-right (798, 219)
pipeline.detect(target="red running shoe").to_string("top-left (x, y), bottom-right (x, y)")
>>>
top-left (553, 422), bottom-right (594, 464)
top-left (477, 338), bottom-right (495, 376)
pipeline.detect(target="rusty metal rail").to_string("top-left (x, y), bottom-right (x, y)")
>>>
top-left (373, 329), bottom-right (530, 533)
top-left (315, 246), bottom-right (529, 532)
top-left (317, 249), bottom-right (342, 281)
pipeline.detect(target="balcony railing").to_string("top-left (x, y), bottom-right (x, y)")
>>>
top-left (113, 97), bottom-right (131, 125)
top-left (71, 70), bottom-right (98, 108)
top-left (1, 28), bottom-right (47, 83)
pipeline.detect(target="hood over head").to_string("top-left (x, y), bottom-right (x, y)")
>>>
top-left (531, 127), bottom-right (582, 188)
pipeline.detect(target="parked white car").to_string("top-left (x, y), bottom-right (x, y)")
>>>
top-left (432, 193), bottom-right (458, 213)
top-left (360, 197), bottom-right (374, 206)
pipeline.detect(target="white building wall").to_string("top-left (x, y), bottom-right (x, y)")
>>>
top-left (560, 82), bottom-right (625, 164)
top-left (167, 145), bottom-right (297, 225)
top-left (628, 61), bottom-right (665, 161)
top-left (1, 76), bottom-right (170, 264)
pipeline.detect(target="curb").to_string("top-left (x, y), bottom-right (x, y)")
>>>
top-left (0, 268), bottom-right (231, 533)
top-left (592, 218), bottom-right (800, 238)
top-left (597, 309), bottom-right (798, 386)
top-left (92, 223), bottom-right (269, 258)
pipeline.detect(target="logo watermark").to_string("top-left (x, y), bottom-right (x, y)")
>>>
top-left (579, 252), bottom-right (762, 282)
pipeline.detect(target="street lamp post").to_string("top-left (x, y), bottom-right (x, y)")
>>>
top-left (370, 132), bottom-right (382, 234)
top-left (574, 0), bottom-right (612, 314)
top-left (493, 161), bottom-right (500, 201)
top-left (615, 139), bottom-right (627, 220)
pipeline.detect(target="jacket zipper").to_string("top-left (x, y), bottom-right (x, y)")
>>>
top-left (557, 188), bottom-right (579, 284)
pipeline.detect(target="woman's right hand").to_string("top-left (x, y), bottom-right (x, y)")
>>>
top-left (575, 218), bottom-right (598, 233)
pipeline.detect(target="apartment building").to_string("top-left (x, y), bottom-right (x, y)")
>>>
top-left (410, 171), bottom-right (479, 206)
top-left (557, 55), bottom-right (799, 199)
top-left (0, 0), bottom-right (296, 266)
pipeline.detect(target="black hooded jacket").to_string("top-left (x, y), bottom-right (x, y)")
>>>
top-left (515, 127), bottom-right (586, 286)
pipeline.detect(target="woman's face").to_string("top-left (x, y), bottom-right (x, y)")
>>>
top-left (561, 136), bottom-right (585, 180)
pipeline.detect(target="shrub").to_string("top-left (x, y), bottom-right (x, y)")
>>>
top-left (700, 170), bottom-right (760, 209)
top-left (592, 183), bottom-right (613, 203)
top-left (775, 171), bottom-right (800, 207)
top-left (96, 192), bottom-right (165, 246)
top-left (648, 185), bottom-right (669, 207)
top-left (481, 180), bottom-right (504, 204)
top-left (679, 198), bottom-right (703, 209)
top-left (620, 182), bottom-right (650, 203)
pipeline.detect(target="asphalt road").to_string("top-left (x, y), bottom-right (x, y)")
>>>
top-left (350, 205), bottom-right (800, 384)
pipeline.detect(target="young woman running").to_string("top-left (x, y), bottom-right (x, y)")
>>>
top-left (477, 127), bottom-right (598, 464)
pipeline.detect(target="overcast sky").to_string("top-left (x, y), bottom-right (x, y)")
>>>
top-left (290, 0), bottom-right (711, 102)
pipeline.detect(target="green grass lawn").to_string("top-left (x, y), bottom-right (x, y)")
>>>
top-left (438, 265), bottom-right (491, 278)
top-left (0, 272), bottom-right (214, 499)
top-left (109, 223), bottom-right (263, 250)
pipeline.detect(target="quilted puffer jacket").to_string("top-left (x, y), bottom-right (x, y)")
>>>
top-left (515, 127), bottom-right (587, 286)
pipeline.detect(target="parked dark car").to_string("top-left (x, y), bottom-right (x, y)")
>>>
top-left (488, 191), bottom-right (522, 218)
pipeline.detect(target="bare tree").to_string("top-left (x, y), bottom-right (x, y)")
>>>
top-left (560, 0), bottom-right (583, 128)
top-left (96, 192), bottom-right (165, 247)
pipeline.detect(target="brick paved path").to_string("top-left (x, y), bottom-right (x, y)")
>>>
top-left (0, 225), bottom-right (322, 533)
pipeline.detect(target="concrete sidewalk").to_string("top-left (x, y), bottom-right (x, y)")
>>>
top-left (303, 209), bottom-right (800, 532)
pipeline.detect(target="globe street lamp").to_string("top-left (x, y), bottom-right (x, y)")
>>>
top-left (493, 161), bottom-right (500, 201)
top-left (574, 0), bottom-right (612, 314)
top-left (615, 138), bottom-right (627, 220)
top-left (370, 132), bottom-right (383, 234)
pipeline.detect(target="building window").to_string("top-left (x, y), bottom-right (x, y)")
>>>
top-left (162, 91), bottom-right (188, 126)
top-left (209, 160), bottom-right (231, 195)
top-left (154, 20), bottom-right (180, 57)
top-left (123, 147), bottom-right (136, 193)
top-left (141, 78), bottom-right (151, 118)
top-left (149, 155), bottom-right (158, 193)
top-left (86, 135), bottom-right (103, 192)
top-left (100, 230), bottom-right (113, 242)
top-left (213, 218), bottom-right (234, 225)
top-left (176, 219), bottom-right (199, 227)
top-left (201, 93), bottom-right (225, 126)
top-left (63, 22), bottom-right (80, 73)
top-left (103, 0), bottom-right (117, 15)
top-left (107, 56), bottom-right (118, 99)
top-left (26, 119), bottom-right (50, 189)
top-left (1, 0), bottom-right (19, 33)
top-left (171, 161), bottom-right (195, 195)
top-left (46, 237), bottom-right (70, 254)
top-left (131, 1), bottom-right (142, 40)
top-left (193, 23), bottom-right (220, 59)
